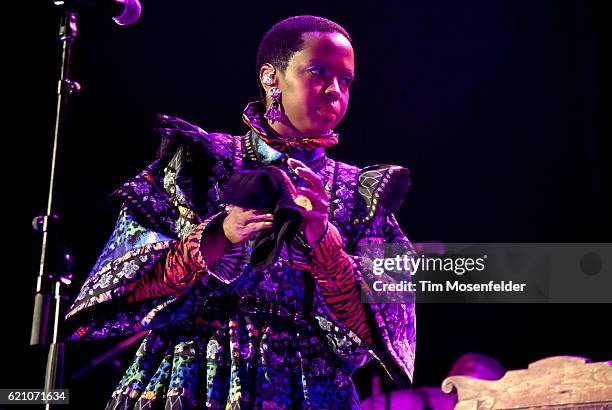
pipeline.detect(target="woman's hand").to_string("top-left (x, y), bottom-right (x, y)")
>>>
top-left (223, 207), bottom-right (274, 244)
top-left (287, 158), bottom-right (329, 247)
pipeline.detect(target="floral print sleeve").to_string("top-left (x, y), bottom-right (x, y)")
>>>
top-left (63, 204), bottom-right (246, 341)
top-left (310, 223), bottom-right (373, 345)
top-left (125, 212), bottom-right (247, 303)
top-left (362, 208), bottom-right (417, 385)
top-left (307, 208), bottom-right (416, 384)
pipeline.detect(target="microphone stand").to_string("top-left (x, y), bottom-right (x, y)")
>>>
top-left (31, 8), bottom-right (79, 409)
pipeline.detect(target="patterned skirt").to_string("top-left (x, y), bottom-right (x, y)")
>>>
top-left (105, 305), bottom-right (360, 409)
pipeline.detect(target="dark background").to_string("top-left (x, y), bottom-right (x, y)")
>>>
top-left (5, 0), bottom-right (610, 407)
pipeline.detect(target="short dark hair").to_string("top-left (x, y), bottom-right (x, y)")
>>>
top-left (255, 15), bottom-right (352, 100)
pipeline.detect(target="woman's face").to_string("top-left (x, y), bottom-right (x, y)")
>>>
top-left (265, 31), bottom-right (355, 137)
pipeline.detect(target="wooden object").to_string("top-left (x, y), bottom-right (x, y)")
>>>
top-left (442, 356), bottom-right (612, 410)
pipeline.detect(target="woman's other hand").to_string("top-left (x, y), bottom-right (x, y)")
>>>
top-left (287, 158), bottom-right (329, 247)
top-left (223, 207), bottom-right (274, 244)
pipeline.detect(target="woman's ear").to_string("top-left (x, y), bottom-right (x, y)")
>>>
top-left (259, 63), bottom-right (278, 92)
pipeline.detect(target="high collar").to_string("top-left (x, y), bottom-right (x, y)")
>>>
top-left (241, 101), bottom-right (338, 159)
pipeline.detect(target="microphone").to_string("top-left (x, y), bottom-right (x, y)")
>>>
top-left (54, 0), bottom-right (142, 26)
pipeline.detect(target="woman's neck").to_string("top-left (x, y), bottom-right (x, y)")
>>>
top-left (262, 121), bottom-right (327, 163)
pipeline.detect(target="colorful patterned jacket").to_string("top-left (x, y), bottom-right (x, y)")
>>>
top-left (64, 105), bottom-right (416, 409)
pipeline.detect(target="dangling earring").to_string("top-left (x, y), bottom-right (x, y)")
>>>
top-left (264, 87), bottom-right (282, 123)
